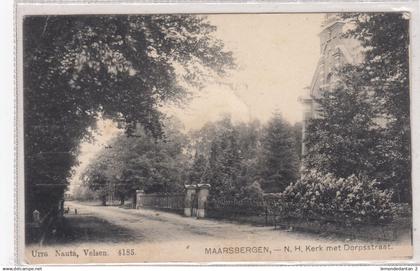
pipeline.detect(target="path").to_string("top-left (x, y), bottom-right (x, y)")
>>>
top-left (61, 200), bottom-right (330, 245)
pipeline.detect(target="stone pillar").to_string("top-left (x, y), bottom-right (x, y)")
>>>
top-left (136, 190), bottom-right (145, 209)
top-left (184, 184), bottom-right (197, 217)
top-left (196, 184), bottom-right (211, 218)
top-left (33, 210), bottom-right (40, 225)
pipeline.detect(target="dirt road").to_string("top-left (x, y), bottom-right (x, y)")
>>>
top-left (61, 200), bottom-right (339, 245)
top-left (25, 201), bottom-right (412, 263)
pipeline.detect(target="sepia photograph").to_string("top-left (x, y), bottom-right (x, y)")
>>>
top-left (19, 12), bottom-right (412, 263)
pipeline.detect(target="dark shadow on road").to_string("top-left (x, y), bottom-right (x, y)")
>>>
top-left (44, 214), bottom-right (143, 245)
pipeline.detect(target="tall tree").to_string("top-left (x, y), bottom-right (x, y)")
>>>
top-left (189, 154), bottom-right (208, 185)
top-left (206, 118), bottom-right (242, 199)
top-left (304, 67), bottom-right (383, 180)
top-left (82, 159), bottom-right (110, 206)
top-left (292, 122), bottom-right (303, 161)
top-left (340, 13), bottom-right (410, 201)
top-left (259, 113), bottom-right (299, 193)
top-left (23, 15), bottom-right (233, 222)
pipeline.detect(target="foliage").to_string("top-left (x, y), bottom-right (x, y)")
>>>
top-left (188, 154), bottom-right (208, 185)
top-left (279, 170), bottom-right (395, 225)
top-left (188, 117), bottom-right (259, 199)
top-left (259, 113), bottom-right (299, 192)
top-left (71, 184), bottom-right (97, 201)
top-left (237, 181), bottom-right (264, 203)
top-left (305, 67), bottom-right (382, 179)
top-left (24, 15), bottom-right (234, 218)
top-left (191, 117), bottom-right (298, 209)
top-left (186, 116), bottom-right (301, 198)
top-left (207, 181), bottom-right (266, 218)
top-left (292, 122), bottom-right (303, 161)
top-left (340, 13), bottom-right (411, 202)
top-left (81, 119), bottom-right (189, 205)
top-left (82, 160), bottom-right (110, 205)
top-left (305, 13), bottom-right (411, 202)
top-left (206, 118), bottom-right (242, 199)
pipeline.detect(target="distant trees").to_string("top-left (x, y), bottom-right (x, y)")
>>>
top-left (83, 162), bottom-right (110, 206)
top-left (206, 118), bottom-right (242, 199)
top-left (187, 115), bottom-right (301, 199)
top-left (189, 154), bottom-right (208, 185)
top-left (81, 118), bottom-right (189, 205)
top-left (81, 114), bottom-right (302, 204)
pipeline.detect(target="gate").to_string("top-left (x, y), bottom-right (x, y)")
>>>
top-left (135, 184), bottom-right (211, 218)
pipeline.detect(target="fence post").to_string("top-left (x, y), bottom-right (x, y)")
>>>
top-left (197, 184), bottom-right (211, 218)
top-left (184, 185), bottom-right (196, 217)
top-left (33, 210), bottom-right (41, 226)
top-left (135, 190), bottom-right (144, 209)
top-left (265, 205), bottom-right (268, 226)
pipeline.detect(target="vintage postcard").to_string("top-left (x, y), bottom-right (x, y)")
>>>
top-left (16, 5), bottom-right (413, 264)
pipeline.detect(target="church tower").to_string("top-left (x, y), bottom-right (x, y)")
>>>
top-left (300, 14), bottom-right (363, 156)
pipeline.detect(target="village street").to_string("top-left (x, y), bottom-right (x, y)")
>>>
top-left (49, 201), bottom-right (407, 246)
top-left (61, 200), bottom-right (314, 244)
top-left (24, 200), bottom-right (412, 263)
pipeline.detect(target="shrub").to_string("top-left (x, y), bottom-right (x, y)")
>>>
top-left (263, 192), bottom-right (283, 214)
top-left (227, 181), bottom-right (266, 213)
top-left (237, 181), bottom-right (264, 202)
top-left (278, 170), bottom-right (395, 225)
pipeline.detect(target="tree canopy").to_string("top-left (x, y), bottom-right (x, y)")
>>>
top-left (259, 113), bottom-right (299, 192)
top-left (24, 15), bottom-right (234, 219)
top-left (186, 116), bottom-right (300, 198)
top-left (81, 118), bottom-right (188, 205)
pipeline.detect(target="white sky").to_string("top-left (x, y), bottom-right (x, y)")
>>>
top-left (70, 14), bottom-right (324, 190)
top-left (164, 13), bottom-right (324, 130)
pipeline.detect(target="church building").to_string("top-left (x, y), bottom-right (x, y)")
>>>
top-left (300, 14), bottom-right (364, 156)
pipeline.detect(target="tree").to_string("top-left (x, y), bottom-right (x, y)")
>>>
top-left (234, 120), bottom-right (262, 191)
top-left (23, 15), bottom-right (234, 222)
top-left (339, 13), bottom-right (410, 201)
top-left (205, 118), bottom-right (242, 199)
top-left (292, 122), bottom-right (303, 161)
top-left (304, 67), bottom-right (382, 180)
top-left (189, 154), bottom-right (208, 185)
top-left (258, 113), bottom-right (299, 193)
top-left (82, 119), bottom-right (188, 204)
top-left (82, 160), bottom-right (110, 206)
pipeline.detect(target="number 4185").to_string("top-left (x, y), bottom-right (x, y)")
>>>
top-left (118, 249), bottom-right (135, 256)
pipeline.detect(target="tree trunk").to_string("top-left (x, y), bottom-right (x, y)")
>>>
top-left (101, 195), bottom-right (107, 206)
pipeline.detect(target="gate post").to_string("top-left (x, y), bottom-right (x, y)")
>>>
top-left (197, 184), bottom-right (211, 218)
top-left (184, 185), bottom-right (196, 217)
top-left (136, 190), bottom-right (144, 209)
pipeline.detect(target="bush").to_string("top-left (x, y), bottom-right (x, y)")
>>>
top-left (278, 170), bottom-right (395, 225)
top-left (237, 181), bottom-right (264, 202)
top-left (224, 181), bottom-right (266, 214)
